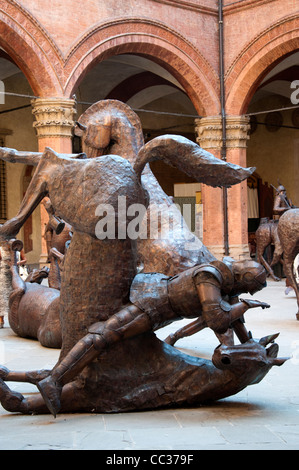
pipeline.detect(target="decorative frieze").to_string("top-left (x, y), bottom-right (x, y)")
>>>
top-left (31, 98), bottom-right (76, 139)
top-left (195, 115), bottom-right (250, 150)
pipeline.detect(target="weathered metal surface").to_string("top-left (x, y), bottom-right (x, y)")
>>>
top-left (0, 100), bottom-right (286, 416)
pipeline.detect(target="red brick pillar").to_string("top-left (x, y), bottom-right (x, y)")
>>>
top-left (195, 115), bottom-right (251, 260)
top-left (31, 97), bottom-right (76, 265)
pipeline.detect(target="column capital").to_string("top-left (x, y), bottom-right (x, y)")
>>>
top-left (31, 97), bottom-right (76, 139)
top-left (195, 115), bottom-right (250, 150)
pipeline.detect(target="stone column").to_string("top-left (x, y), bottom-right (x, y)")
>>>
top-left (31, 97), bottom-right (77, 265)
top-left (195, 115), bottom-right (251, 260)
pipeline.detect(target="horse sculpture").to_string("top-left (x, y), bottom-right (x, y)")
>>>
top-left (0, 334), bottom-right (285, 415)
top-left (7, 239), bottom-right (61, 348)
top-left (2, 199), bottom-right (71, 348)
top-left (0, 100), bottom-right (250, 351)
top-left (74, 100), bottom-right (217, 275)
top-left (255, 218), bottom-right (282, 281)
top-left (254, 210), bottom-right (299, 320)
top-left (0, 100), bottom-right (286, 416)
top-left (278, 208), bottom-right (299, 320)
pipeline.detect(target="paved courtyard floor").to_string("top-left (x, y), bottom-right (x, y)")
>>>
top-left (0, 279), bottom-right (298, 451)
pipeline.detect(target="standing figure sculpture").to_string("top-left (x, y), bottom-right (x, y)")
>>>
top-left (0, 100), bottom-right (286, 415)
top-left (273, 184), bottom-right (294, 219)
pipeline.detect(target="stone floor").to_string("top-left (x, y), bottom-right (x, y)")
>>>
top-left (0, 279), bottom-right (298, 451)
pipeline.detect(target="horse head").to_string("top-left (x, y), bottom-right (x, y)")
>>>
top-left (74, 100), bottom-right (144, 162)
top-left (212, 334), bottom-right (288, 385)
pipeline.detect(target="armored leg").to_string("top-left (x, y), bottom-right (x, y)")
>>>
top-left (37, 334), bottom-right (96, 417)
top-left (37, 304), bottom-right (151, 416)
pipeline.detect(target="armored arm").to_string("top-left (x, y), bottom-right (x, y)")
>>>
top-left (194, 268), bottom-right (269, 335)
top-left (273, 194), bottom-right (292, 215)
top-left (195, 279), bottom-right (232, 334)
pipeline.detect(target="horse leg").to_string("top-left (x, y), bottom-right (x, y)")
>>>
top-left (0, 376), bottom-right (90, 415)
top-left (0, 366), bottom-right (52, 414)
top-left (0, 147), bottom-right (41, 167)
top-left (0, 365), bottom-right (51, 383)
top-left (0, 160), bottom-right (49, 241)
top-left (5, 240), bottom-right (28, 335)
top-left (270, 225), bottom-right (284, 275)
top-left (0, 364), bottom-right (91, 415)
top-left (47, 248), bottom-right (64, 290)
top-left (270, 245), bottom-right (283, 272)
top-left (283, 250), bottom-right (299, 320)
top-left (0, 379), bottom-right (34, 414)
top-left (256, 241), bottom-right (280, 281)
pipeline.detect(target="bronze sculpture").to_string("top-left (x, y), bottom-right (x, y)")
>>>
top-left (3, 200), bottom-right (70, 348)
top-left (0, 332), bottom-right (285, 415)
top-left (255, 184), bottom-right (296, 281)
top-left (0, 100), bottom-right (252, 354)
top-left (35, 258), bottom-right (272, 417)
top-left (278, 208), bottom-right (299, 320)
top-left (255, 218), bottom-right (283, 281)
top-left (0, 100), bottom-right (286, 416)
top-left (273, 184), bottom-right (295, 219)
top-left (254, 183), bottom-right (299, 320)
top-left (2, 200), bottom-right (70, 348)
top-left (0, 241), bottom-right (11, 328)
top-left (255, 184), bottom-right (291, 281)
top-left (0, 238), bottom-right (27, 327)
top-left (8, 239), bottom-right (62, 348)
top-left (42, 198), bottom-right (72, 290)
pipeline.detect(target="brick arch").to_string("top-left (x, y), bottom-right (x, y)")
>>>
top-left (64, 18), bottom-right (220, 116)
top-left (225, 15), bottom-right (299, 115)
top-left (0, 0), bottom-right (64, 96)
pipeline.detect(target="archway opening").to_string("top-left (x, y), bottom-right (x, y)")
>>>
top-left (0, 49), bottom-right (41, 265)
top-left (245, 50), bottom-right (299, 261)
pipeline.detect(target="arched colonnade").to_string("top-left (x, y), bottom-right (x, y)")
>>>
top-left (0, 1), bottom-right (298, 262)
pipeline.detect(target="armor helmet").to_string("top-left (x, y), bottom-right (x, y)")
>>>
top-left (230, 259), bottom-right (267, 295)
top-left (277, 185), bottom-right (286, 194)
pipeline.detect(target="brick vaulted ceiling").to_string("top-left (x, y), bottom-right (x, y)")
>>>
top-left (105, 71), bottom-right (183, 103)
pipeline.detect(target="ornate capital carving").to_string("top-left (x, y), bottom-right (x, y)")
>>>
top-left (195, 115), bottom-right (250, 150)
top-left (31, 98), bottom-right (76, 139)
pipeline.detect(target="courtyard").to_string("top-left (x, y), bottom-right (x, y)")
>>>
top-left (0, 278), bottom-right (298, 451)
